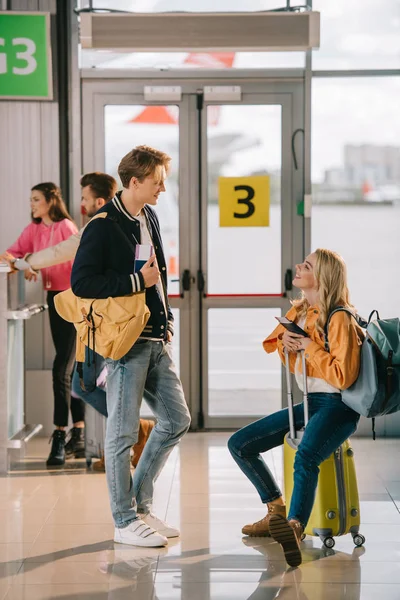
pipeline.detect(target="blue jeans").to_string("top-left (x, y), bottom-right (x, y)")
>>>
top-left (105, 339), bottom-right (191, 528)
top-left (71, 351), bottom-right (108, 418)
top-left (228, 393), bottom-right (360, 528)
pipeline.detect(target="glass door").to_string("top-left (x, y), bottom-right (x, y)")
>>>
top-left (82, 85), bottom-right (191, 417)
top-left (81, 76), bottom-right (305, 429)
top-left (197, 88), bottom-right (304, 428)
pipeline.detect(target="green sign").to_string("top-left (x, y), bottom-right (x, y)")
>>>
top-left (0, 12), bottom-right (53, 100)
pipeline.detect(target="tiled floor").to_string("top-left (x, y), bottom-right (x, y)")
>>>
top-left (1, 434), bottom-right (400, 599)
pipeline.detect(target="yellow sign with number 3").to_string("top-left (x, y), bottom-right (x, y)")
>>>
top-left (218, 176), bottom-right (270, 227)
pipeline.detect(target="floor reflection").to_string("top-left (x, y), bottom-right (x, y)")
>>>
top-left (1, 435), bottom-right (399, 600)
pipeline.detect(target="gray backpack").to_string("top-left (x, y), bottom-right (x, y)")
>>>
top-left (325, 308), bottom-right (400, 439)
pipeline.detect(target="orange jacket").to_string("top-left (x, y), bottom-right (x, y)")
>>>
top-left (263, 305), bottom-right (363, 390)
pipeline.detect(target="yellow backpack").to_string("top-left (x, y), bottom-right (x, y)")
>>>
top-left (54, 213), bottom-right (150, 363)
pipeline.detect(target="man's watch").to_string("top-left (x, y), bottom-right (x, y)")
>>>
top-left (13, 257), bottom-right (35, 271)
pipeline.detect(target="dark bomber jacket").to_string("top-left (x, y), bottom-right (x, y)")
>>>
top-left (71, 193), bottom-right (174, 341)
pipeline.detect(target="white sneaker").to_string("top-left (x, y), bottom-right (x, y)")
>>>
top-left (141, 512), bottom-right (180, 538)
top-left (114, 519), bottom-right (168, 547)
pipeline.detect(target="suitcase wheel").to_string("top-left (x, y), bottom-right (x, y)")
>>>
top-left (322, 536), bottom-right (335, 549)
top-left (352, 534), bottom-right (365, 547)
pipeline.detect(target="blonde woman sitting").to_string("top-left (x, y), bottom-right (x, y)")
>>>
top-left (228, 249), bottom-right (363, 568)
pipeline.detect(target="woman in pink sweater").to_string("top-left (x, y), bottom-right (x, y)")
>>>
top-left (3, 183), bottom-right (85, 466)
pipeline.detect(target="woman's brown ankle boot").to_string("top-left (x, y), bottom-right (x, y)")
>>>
top-left (269, 515), bottom-right (304, 567)
top-left (242, 503), bottom-right (286, 537)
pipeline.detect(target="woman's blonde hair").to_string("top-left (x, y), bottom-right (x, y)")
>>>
top-left (292, 248), bottom-right (354, 334)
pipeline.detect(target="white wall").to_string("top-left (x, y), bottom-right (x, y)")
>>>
top-left (0, 0), bottom-right (59, 434)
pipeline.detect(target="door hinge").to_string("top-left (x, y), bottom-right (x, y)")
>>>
top-left (144, 86), bottom-right (182, 102)
top-left (203, 85), bottom-right (241, 102)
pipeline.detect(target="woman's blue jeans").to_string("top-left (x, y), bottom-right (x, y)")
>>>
top-left (228, 393), bottom-right (360, 528)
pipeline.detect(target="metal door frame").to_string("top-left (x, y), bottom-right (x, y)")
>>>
top-left (81, 82), bottom-right (193, 415)
top-left (196, 83), bottom-right (304, 429)
top-left (81, 71), bottom-right (305, 429)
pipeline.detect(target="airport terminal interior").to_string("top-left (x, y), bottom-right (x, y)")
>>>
top-left (0, 1), bottom-right (400, 598)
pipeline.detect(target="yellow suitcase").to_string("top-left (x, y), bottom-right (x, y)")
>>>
top-left (283, 349), bottom-right (365, 549)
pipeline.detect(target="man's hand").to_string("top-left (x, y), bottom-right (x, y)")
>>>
top-left (140, 255), bottom-right (160, 288)
top-left (24, 269), bottom-right (38, 282)
top-left (282, 330), bottom-right (311, 352)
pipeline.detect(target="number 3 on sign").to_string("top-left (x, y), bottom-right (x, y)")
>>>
top-left (218, 176), bottom-right (270, 227)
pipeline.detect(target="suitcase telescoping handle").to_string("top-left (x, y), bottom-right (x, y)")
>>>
top-left (284, 348), bottom-right (309, 439)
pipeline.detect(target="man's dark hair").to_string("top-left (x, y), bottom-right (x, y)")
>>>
top-left (80, 172), bottom-right (118, 203)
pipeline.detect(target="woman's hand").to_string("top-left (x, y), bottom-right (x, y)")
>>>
top-left (296, 336), bottom-right (312, 351)
top-left (0, 252), bottom-right (16, 268)
top-left (282, 331), bottom-right (312, 352)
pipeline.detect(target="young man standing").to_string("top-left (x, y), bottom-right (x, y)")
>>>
top-left (2, 172), bottom-right (154, 467)
top-left (71, 146), bottom-right (191, 547)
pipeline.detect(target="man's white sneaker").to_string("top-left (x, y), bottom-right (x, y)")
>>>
top-left (114, 519), bottom-right (168, 547)
top-left (141, 512), bottom-right (180, 538)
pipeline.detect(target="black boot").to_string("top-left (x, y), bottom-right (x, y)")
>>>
top-left (65, 427), bottom-right (86, 459)
top-left (46, 430), bottom-right (66, 466)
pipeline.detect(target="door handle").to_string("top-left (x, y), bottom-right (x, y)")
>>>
top-left (284, 269), bottom-right (293, 295)
top-left (180, 269), bottom-right (194, 298)
top-left (197, 269), bottom-right (205, 294)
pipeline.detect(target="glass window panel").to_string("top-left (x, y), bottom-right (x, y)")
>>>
top-left (207, 105), bottom-right (281, 294)
top-left (81, 51), bottom-right (304, 70)
top-left (311, 78), bottom-right (400, 320)
top-left (208, 308), bottom-right (282, 417)
top-left (104, 105), bottom-right (180, 296)
top-left (313, 0), bottom-right (400, 69)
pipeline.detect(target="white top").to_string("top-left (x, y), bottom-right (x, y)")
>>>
top-left (294, 317), bottom-right (340, 394)
top-left (136, 210), bottom-right (168, 339)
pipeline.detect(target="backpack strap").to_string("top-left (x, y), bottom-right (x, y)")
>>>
top-left (368, 309), bottom-right (380, 323)
top-left (88, 212), bottom-right (108, 223)
top-left (77, 302), bottom-right (98, 394)
top-left (324, 307), bottom-right (367, 352)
